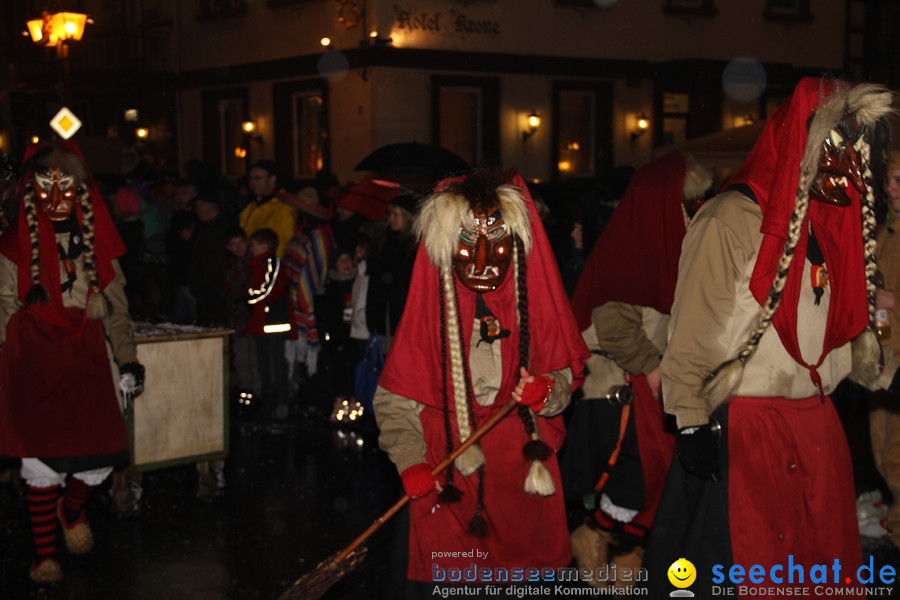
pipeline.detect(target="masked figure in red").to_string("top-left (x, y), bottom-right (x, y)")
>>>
top-left (0, 142), bottom-right (144, 583)
top-left (374, 168), bottom-right (590, 597)
top-left (567, 150), bottom-right (714, 589)
top-left (646, 78), bottom-right (897, 599)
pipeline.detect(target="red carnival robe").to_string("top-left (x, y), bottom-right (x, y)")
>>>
top-left (379, 173), bottom-right (590, 582)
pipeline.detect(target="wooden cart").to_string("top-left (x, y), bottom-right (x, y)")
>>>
top-left (128, 323), bottom-right (233, 470)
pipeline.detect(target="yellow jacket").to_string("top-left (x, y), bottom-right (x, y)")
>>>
top-left (239, 193), bottom-right (295, 258)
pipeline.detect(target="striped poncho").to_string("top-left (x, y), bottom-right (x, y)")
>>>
top-left (282, 224), bottom-right (336, 346)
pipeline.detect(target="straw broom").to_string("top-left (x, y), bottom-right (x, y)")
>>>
top-left (276, 396), bottom-right (520, 600)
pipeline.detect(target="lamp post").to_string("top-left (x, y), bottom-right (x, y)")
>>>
top-left (25, 11), bottom-right (88, 106)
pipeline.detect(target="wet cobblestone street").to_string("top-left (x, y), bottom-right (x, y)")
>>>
top-left (0, 415), bottom-right (398, 600)
top-left (3, 404), bottom-right (900, 599)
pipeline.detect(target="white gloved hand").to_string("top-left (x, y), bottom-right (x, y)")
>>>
top-left (118, 362), bottom-right (145, 409)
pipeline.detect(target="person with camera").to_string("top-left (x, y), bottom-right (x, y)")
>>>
top-left (567, 151), bottom-right (714, 589)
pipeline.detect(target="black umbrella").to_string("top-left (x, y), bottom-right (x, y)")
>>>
top-left (354, 142), bottom-right (470, 180)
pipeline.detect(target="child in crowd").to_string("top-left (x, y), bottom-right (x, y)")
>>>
top-left (315, 248), bottom-right (360, 416)
top-left (349, 235), bottom-right (377, 413)
top-left (349, 235), bottom-right (371, 353)
top-left (246, 228), bottom-right (291, 422)
top-left (224, 226), bottom-right (260, 415)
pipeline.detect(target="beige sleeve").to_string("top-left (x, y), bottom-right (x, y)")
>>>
top-left (372, 385), bottom-right (427, 473)
top-left (101, 260), bottom-right (138, 365)
top-left (661, 195), bottom-right (759, 429)
top-left (374, 366), bottom-right (573, 470)
top-left (538, 367), bottom-right (574, 417)
top-left (592, 302), bottom-right (662, 375)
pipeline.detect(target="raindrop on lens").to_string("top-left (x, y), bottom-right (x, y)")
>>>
top-left (317, 51), bottom-right (349, 82)
top-left (722, 56), bottom-right (767, 102)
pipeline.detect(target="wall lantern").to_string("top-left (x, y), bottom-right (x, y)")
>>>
top-left (242, 120), bottom-right (263, 143)
top-left (368, 30), bottom-right (393, 46)
top-left (631, 112), bottom-right (650, 141)
top-left (522, 111), bottom-right (542, 143)
top-left (135, 127), bottom-right (149, 139)
top-left (26, 11), bottom-right (88, 49)
top-left (320, 37), bottom-right (333, 49)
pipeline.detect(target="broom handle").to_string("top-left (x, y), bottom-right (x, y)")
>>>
top-left (327, 396), bottom-right (520, 566)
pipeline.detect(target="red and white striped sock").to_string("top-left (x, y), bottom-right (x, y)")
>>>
top-left (27, 483), bottom-right (61, 560)
top-left (62, 477), bottom-right (93, 524)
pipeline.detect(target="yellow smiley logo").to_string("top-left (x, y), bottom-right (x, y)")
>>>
top-left (667, 558), bottom-right (697, 588)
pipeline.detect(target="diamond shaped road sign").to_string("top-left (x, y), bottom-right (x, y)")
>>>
top-left (49, 107), bottom-right (82, 140)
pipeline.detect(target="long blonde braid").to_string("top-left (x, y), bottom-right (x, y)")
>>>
top-left (79, 185), bottom-right (111, 319)
top-left (21, 185), bottom-right (48, 305)
top-left (442, 263), bottom-right (485, 475)
top-left (849, 131), bottom-right (884, 386)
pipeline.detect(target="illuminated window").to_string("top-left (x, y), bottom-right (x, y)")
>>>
top-left (558, 92), bottom-right (594, 176)
top-left (553, 81), bottom-right (612, 180)
top-left (292, 92), bottom-right (326, 178)
top-left (662, 92), bottom-right (690, 147)
top-left (201, 88), bottom-right (248, 176)
top-left (438, 87), bottom-right (481, 167)
top-left (273, 79), bottom-right (330, 182)
top-left (433, 76), bottom-right (500, 170)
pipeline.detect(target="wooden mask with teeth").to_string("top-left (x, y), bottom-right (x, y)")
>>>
top-left (808, 113), bottom-right (865, 206)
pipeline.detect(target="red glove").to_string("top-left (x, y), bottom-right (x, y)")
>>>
top-left (517, 374), bottom-right (555, 411)
top-left (401, 463), bottom-right (437, 499)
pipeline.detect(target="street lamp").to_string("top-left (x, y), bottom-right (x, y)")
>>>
top-left (26, 11), bottom-right (87, 52)
top-left (25, 11), bottom-right (89, 105)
